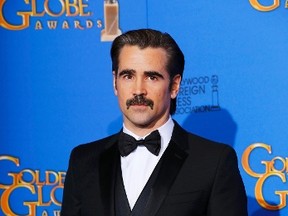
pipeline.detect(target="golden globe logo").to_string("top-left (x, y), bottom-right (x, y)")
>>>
top-left (249, 0), bottom-right (288, 11)
top-left (0, 0), bottom-right (102, 30)
top-left (0, 155), bottom-right (65, 216)
top-left (242, 143), bottom-right (288, 210)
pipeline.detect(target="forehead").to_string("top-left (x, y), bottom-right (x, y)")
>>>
top-left (118, 45), bottom-right (168, 71)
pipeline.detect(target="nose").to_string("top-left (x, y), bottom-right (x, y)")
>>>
top-left (133, 78), bottom-right (147, 96)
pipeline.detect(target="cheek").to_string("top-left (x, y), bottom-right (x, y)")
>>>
top-left (154, 90), bottom-right (171, 106)
top-left (115, 82), bottom-right (124, 96)
top-left (116, 88), bottom-right (129, 104)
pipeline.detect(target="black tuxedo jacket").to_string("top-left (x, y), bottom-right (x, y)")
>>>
top-left (61, 122), bottom-right (247, 216)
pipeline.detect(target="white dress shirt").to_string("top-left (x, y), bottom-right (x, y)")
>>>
top-left (121, 117), bottom-right (174, 209)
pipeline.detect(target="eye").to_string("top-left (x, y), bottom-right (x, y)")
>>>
top-left (118, 70), bottom-right (135, 80)
top-left (145, 71), bottom-right (164, 81)
top-left (123, 74), bottom-right (133, 80)
top-left (147, 75), bottom-right (158, 81)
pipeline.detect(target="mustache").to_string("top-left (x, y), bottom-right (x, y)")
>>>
top-left (126, 95), bottom-right (154, 110)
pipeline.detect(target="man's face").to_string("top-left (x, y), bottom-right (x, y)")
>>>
top-left (113, 45), bottom-right (181, 133)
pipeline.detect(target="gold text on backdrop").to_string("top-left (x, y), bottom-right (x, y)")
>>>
top-left (242, 143), bottom-right (288, 210)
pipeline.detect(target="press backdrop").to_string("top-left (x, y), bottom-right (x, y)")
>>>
top-left (1, 0), bottom-right (288, 215)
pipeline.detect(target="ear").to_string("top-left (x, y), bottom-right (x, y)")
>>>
top-left (113, 71), bottom-right (118, 96)
top-left (170, 74), bottom-right (181, 99)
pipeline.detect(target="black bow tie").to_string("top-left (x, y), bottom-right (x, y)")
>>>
top-left (118, 130), bottom-right (161, 157)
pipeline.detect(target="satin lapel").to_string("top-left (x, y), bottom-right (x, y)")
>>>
top-left (143, 124), bottom-right (189, 216)
top-left (99, 138), bottom-right (120, 216)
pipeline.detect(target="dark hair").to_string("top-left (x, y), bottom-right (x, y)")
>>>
top-left (110, 29), bottom-right (185, 115)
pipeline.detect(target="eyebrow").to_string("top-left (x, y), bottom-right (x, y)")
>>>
top-left (144, 71), bottom-right (165, 79)
top-left (118, 69), bottom-right (135, 77)
top-left (118, 69), bottom-right (165, 79)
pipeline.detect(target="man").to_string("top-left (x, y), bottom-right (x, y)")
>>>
top-left (61, 29), bottom-right (247, 216)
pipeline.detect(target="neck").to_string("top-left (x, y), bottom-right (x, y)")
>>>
top-left (123, 116), bottom-right (170, 137)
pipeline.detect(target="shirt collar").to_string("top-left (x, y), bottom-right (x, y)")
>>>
top-left (122, 116), bottom-right (174, 148)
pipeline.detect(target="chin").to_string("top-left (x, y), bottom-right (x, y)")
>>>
top-left (132, 119), bottom-right (153, 127)
top-left (128, 116), bottom-right (155, 128)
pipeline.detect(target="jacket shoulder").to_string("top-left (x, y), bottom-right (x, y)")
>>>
top-left (70, 133), bottom-right (119, 160)
top-left (173, 121), bottom-right (235, 155)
